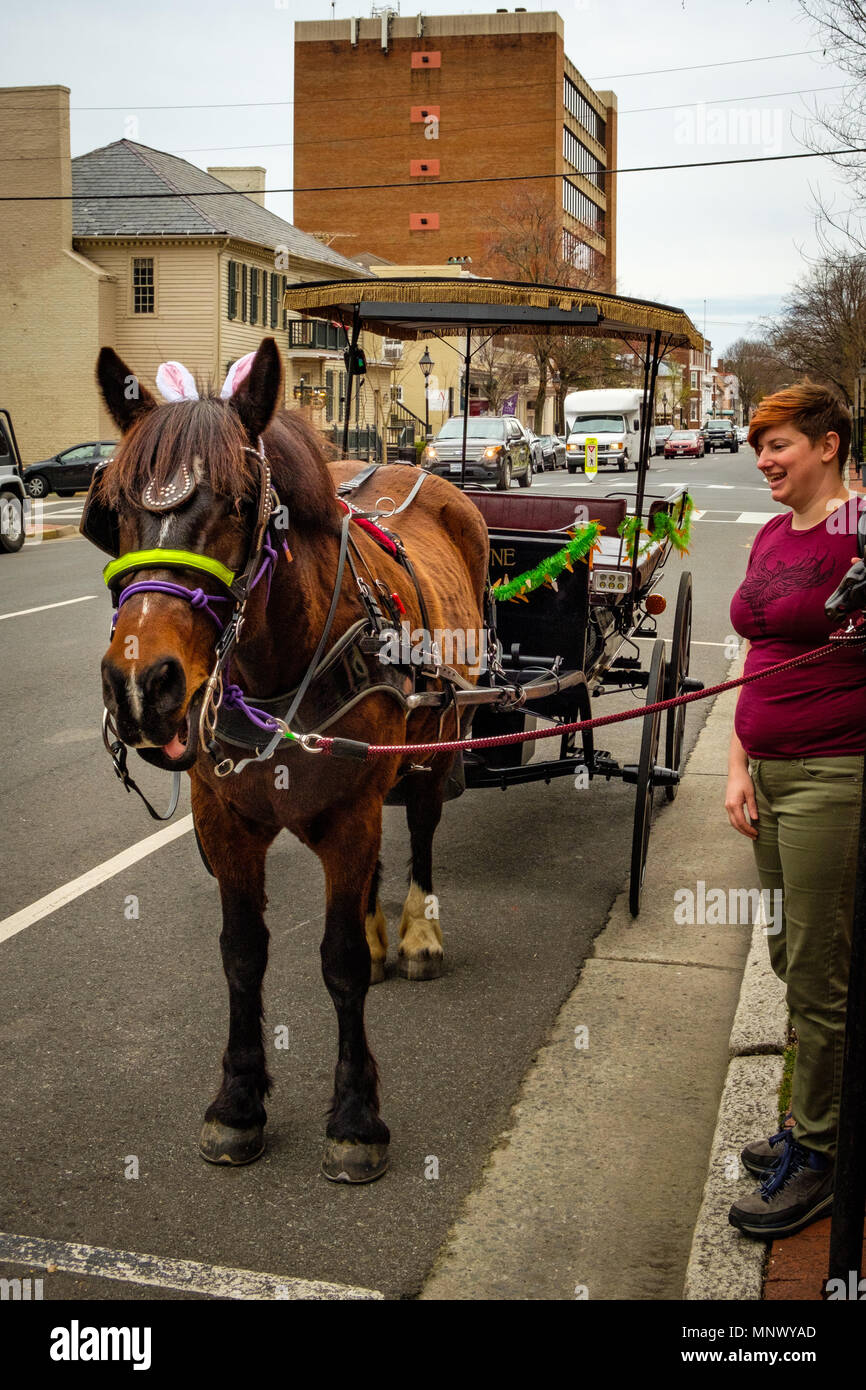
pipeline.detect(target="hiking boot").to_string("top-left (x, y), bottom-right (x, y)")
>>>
top-left (729, 1131), bottom-right (833, 1239)
top-left (740, 1112), bottom-right (795, 1177)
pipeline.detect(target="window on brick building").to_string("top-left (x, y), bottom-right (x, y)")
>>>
top-left (132, 258), bottom-right (155, 314)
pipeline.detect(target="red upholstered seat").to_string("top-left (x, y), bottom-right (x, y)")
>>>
top-left (464, 490), bottom-right (627, 538)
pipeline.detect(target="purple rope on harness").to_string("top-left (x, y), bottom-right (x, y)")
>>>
top-left (220, 681), bottom-right (283, 733)
top-left (113, 580), bottom-right (230, 634)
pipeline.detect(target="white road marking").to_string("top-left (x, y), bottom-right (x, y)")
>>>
top-left (0, 595), bottom-right (97, 622)
top-left (0, 1232), bottom-right (383, 1301)
top-left (736, 511), bottom-right (777, 524)
top-left (0, 816), bottom-right (192, 946)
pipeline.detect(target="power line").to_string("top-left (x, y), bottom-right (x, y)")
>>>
top-left (0, 48), bottom-right (836, 117)
top-left (590, 48), bottom-right (825, 80)
top-left (5, 143), bottom-right (865, 203)
top-left (619, 82), bottom-right (849, 116)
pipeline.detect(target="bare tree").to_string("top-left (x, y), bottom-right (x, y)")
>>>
top-left (718, 337), bottom-right (792, 417)
top-left (797, 0), bottom-right (866, 250)
top-left (480, 190), bottom-right (607, 430)
top-left (472, 336), bottom-right (524, 416)
top-left (765, 252), bottom-right (866, 402)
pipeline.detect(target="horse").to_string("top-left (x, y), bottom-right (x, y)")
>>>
top-left (87, 337), bottom-right (489, 1183)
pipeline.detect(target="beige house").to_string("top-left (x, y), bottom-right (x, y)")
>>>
top-left (0, 85), bottom-right (390, 465)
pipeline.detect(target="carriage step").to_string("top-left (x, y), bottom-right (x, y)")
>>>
top-left (612, 657), bottom-right (642, 668)
top-left (597, 761), bottom-right (680, 786)
top-left (598, 669), bottom-right (651, 688)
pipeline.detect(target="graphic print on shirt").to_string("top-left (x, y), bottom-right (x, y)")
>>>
top-left (737, 550), bottom-right (836, 634)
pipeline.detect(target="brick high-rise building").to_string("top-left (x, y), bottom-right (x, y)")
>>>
top-left (293, 10), bottom-right (617, 285)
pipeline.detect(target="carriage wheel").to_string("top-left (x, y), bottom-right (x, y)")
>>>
top-left (629, 638), bottom-right (666, 917)
top-left (664, 571), bottom-right (693, 803)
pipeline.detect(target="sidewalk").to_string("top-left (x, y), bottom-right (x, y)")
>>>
top-left (419, 667), bottom-right (758, 1300)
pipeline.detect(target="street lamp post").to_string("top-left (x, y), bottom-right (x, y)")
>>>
top-left (419, 346), bottom-right (434, 440)
top-left (662, 390), bottom-right (669, 425)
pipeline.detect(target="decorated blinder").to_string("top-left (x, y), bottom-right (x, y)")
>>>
top-left (79, 352), bottom-right (280, 602)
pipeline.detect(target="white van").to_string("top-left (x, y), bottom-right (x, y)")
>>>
top-left (564, 389), bottom-right (654, 473)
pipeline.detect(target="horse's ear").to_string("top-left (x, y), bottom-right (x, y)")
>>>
top-left (96, 348), bottom-right (157, 434)
top-left (230, 338), bottom-right (284, 441)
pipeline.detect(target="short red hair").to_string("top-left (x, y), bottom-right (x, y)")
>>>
top-left (748, 381), bottom-right (852, 473)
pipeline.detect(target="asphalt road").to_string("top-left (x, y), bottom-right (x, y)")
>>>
top-left (0, 448), bottom-right (783, 1300)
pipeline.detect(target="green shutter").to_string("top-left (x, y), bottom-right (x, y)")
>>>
top-left (241, 265), bottom-right (248, 322)
top-left (227, 260), bottom-right (237, 321)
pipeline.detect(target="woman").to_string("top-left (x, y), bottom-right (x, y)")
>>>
top-left (726, 381), bottom-right (862, 1239)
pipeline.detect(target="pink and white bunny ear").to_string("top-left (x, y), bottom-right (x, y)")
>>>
top-left (155, 361), bottom-right (200, 403)
top-left (220, 352), bottom-right (256, 400)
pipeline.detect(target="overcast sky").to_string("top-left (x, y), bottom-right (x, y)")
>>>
top-left (2, 0), bottom-right (854, 357)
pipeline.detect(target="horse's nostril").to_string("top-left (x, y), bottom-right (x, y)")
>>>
top-left (141, 657), bottom-right (186, 716)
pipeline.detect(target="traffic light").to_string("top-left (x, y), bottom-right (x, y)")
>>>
top-left (344, 345), bottom-right (367, 377)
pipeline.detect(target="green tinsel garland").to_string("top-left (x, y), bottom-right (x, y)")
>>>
top-left (618, 493), bottom-right (695, 561)
top-left (491, 522), bottom-right (602, 603)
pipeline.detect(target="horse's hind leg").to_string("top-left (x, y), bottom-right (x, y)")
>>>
top-left (365, 858), bottom-right (388, 984)
top-left (192, 776), bottom-right (277, 1166)
top-left (314, 802), bottom-right (390, 1182)
top-left (398, 756), bottom-right (450, 981)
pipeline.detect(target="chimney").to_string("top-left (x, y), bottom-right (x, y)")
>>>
top-left (207, 166), bottom-right (267, 207)
top-left (0, 86), bottom-right (73, 253)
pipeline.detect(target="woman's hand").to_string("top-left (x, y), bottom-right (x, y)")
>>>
top-left (726, 764), bottom-right (758, 839)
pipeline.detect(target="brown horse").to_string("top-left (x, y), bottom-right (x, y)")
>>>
top-left (89, 337), bottom-right (488, 1182)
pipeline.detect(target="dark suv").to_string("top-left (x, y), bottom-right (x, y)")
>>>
top-left (703, 419), bottom-right (739, 454)
top-left (422, 416), bottom-right (533, 489)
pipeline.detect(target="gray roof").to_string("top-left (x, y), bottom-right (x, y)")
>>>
top-left (71, 140), bottom-right (367, 275)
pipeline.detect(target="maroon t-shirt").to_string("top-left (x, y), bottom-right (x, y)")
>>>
top-left (729, 502), bottom-right (866, 758)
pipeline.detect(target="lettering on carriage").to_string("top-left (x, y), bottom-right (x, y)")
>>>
top-left (424, 1155), bottom-right (440, 1180)
top-left (489, 548), bottom-right (516, 568)
top-left (124, 1155), bottom-right (139, 1180)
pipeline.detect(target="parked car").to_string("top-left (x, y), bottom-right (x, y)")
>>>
top-left (536, 434), bottom-right (567, 470)
top-left (0, 408), bottom-right (27, 554)
top-left (736, 425), bottom-right (749, 444)
top-left (422, 415), bottom-right (532, 489)
top-left (654, 424), bottom-right (674, 455)
top-left (526, 430), bottom-right (547, 473)
top-left (702, 419), bottom-right (739, 454)
top-left (664, 429), bottom-right (705, 459)
top-left (23, 440), bottom-right (117, 498)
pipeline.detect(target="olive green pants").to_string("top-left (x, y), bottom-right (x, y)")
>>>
top-left (749, 755), bottom-right (863, 1160)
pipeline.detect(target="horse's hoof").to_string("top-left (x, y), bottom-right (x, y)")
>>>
top-left (199, 1120), bottom-right (265, 1166)
top-left (321, 1139), bottom-right (389, 1184)
top-left (397, 949), bottom-right (444, 981)
top-left (369, 958), bottom-right (386, 985)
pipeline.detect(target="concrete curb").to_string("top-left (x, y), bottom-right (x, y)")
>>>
top-left (683, 914), bottom-right (788, 1299)
top-left (35, 525), bottom-right (80, 542)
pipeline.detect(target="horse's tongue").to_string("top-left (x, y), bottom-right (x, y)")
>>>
top-left (163, 732), bottom-right (187, 760)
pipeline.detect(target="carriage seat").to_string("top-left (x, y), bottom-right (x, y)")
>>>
top-left (464, 491), bottom-right (627, 538)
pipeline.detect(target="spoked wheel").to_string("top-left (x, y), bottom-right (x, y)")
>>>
top-left (664, 571), bottom-right (693, 802)
top-left (629, 638), bottom-right (666, 917)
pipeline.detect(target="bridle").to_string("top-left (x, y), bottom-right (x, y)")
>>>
top-left (81, 440), bottom-right (290, 819)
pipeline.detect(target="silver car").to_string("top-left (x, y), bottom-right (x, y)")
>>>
top-left (422, 416), bottom-right (533, 489)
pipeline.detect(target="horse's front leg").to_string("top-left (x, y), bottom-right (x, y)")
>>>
top-left (315, 801), bottom-right (390, 1183)
top-left (192, 776), bottom-right (278, 1166)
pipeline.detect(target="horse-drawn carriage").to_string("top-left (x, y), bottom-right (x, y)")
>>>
top-left (83, 277), bottom-right (703, 1180)
top-left (283, 276), bottom-right (703, 915)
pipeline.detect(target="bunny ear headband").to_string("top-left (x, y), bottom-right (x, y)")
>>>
top-left (154, 352), bottom-right (255, 404)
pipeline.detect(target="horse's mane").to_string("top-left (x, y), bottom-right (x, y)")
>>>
top-left (100, 395), bottom-right (341, 532)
